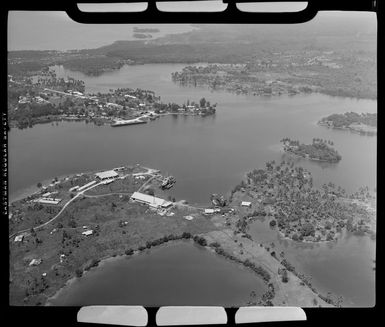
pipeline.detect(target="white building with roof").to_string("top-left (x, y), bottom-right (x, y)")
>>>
top-left (34, 198), bottom-right (62, 205)
top-left (82, 230), bottom-right (93, 236)
top-left (241, 201), bottom-right (252, 207)
top-left (29, 258), bottom-right (42, 266)
top-left (101, 179), bottom-right (114, 185)
top-left (131, 192), bottom-right (172, 209)
top-left (95, 170), bottom-right (119, 180)
top-left (14, 234), bottom-right (24, 242)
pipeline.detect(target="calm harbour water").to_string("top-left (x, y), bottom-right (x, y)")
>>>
top-left (9, 64), bottom-right (376, 306)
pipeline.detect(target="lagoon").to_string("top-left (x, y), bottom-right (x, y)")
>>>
top-left (247, 218), bottom-right (375, 307)
top-left (48, 241), bottom-right (267, 306)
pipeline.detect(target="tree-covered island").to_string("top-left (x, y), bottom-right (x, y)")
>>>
top-left (280, 138), bottom-right (342, 163)
top-left (318, 112), bottom-right (377, 136)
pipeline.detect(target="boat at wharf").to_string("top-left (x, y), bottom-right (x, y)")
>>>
top-left (111, 118), bottom-right (147, 127)
top-left (160, 176), bottom-right (176, 189)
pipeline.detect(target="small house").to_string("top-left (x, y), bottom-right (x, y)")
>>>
top-left (241, 201), bottom-right (252, 208)
top-left (29, 258), bottom-right (42, 266)
top-left (14, 234), bottom-right (24, 242)
top-left (82, 230), bottom-right (94, 236)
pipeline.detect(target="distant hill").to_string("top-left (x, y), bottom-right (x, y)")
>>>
top-left (86, 14), bottom-right (375, 63)
top-left (9, 12), bottom-right (376, 60)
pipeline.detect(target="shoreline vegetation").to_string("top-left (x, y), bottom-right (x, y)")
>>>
top-left (280, 138), bottom-right (342, 163)
top-left (9, 159), bottom-right (375, 307)
top-left (318, 112), bottom-right (377, 136)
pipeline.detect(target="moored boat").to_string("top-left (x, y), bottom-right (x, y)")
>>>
top-left (111, 118), bottom-right (147, 127)
top-left (160, 176), bottom-right (176, 189)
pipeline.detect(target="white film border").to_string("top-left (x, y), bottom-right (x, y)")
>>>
top-left (77, 306), bottom-right (306, 325)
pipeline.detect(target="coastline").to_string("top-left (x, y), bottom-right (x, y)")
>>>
top-left (45, 238), bottom-right (267, 306)
top-left (318, 122), bottom-right (377, 135)
top-left (45, 236), bottom-right (330, 307)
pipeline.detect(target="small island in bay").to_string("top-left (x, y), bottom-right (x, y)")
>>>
top-left (280, 138), bottom-right (342, 163)
top-left (133, 27), bottom-right (160, 33)
top-left (318, 112), bottom-right (377, 136)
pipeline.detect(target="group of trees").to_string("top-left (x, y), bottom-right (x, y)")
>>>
top-left (320, 112), bottom-right (377, 128)
top-left (243, 259), bottom-right (271, 283)
top-left (281, 138), bottom-right (341, 162)
top-left (35, 74), bottom-right (85, 93)
top-left (312, 138), bottom-right (334, 146)
top-left (192, 235), bottom-right (207, 246)
top-left (9, 102), bottom-right (60, 129)
top-left (139, 232), bottom-right (194, 250)
top-left (278, 268), bottom-right (289, 283)
top-left (24, 275), bottom-right (49, 298)
top-left (61, 56), bottom-right (125, 76)
top-left (259, 283), bottom-right (275, 306)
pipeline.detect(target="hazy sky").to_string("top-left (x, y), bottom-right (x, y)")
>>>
top-left (8, 2), bottom-right (376, 51)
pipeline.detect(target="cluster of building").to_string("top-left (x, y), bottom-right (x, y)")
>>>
top-left (33, 190), bottom-right (62, 205)
top-left (18, 95), bottom-right (50, 105)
